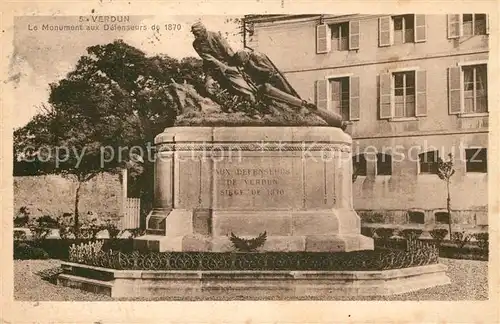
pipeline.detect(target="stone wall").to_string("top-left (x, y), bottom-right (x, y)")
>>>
top-left (357, 208), bottom-right (488, 230)
top-left (14, 173), bottom-right (123, 224)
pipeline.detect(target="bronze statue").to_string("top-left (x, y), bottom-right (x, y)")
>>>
top-left (232, 49), bottom-right (297, 96)
top-left (190, 22), bottom-right (346, 130)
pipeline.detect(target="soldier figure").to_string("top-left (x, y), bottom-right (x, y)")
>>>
top-left (190, 22), bottom-right (346, 130)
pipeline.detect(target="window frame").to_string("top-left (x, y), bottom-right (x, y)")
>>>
top-left (379, 14), bottom-right (425, 47)
top-left (327, 74), bottom-right (352, 120)
top-left (317, 19), bottom-right (360, 54)
top-left (417, 150), bottom-right (440, 175)
top-left (465, 147), bottom-right (487, 173)
top-left (434, 210), bottom-right (450, 224)
top-left (462, 14), bottom-right (488, 36)
top-left (408, 209), bottom-right (426, 224)
top-left (324, 73), bottom-right (357, 121)
top-left (387, 67), bottom-right (419, 121)
top-left (392, 14), bottom-right (415, 44)
top-left (376, 153), bottom-right (393, 176)
top-left (393, 70), bottom-right (416, 119)
top-left (330, 22), bottom-right (350, 51)
top-left (352, 154), bottom-right (368, 178)
top-left (448, 14), bottom-right (489, 38)
top-left (455, 61), bottom-right (489, 117)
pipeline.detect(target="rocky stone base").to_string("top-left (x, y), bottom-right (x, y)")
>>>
top-left (57, 262), bottom-right (451, 299)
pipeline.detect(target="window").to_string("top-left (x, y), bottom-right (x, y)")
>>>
top-left (394, 71), bottom-right (416, 118)
top-left (463, 14), bottom-right (487, 36)
top-left (379, 15), bottom-right (426, 46)
top-left (408, 210), bottom-right (425, 224)
top-left (435, 212), bottom-right (450, 224)
top-left (463, 65), bottom-right (488, 114)
top-left (315, 76), bottom-right (360, 121)
top-left (316, 20), bottom-right (360, 54)
top-left (330, 77), bottom-right (350, 120)
top-left (419, 151), bottom-right (439, 174)
top-left (393, 15), bottom-right (414, 44)
top-left (376, 153), bottom-right (392, 176)
top-left (448, 14), bottom-right (489, 38)
top-left (330, 22), bottom-right (349, 51)
top-left (352, 154), bottom-right (367, 177)
top-left (379, 69), bottom-right (426, 120)
top-left (449, 63), bottom-right (488, 115)
top-left (465, 148), bottom-right (487, 173)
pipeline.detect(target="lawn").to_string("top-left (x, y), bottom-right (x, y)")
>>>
top-left (13, 258), bottom-right (488, 301)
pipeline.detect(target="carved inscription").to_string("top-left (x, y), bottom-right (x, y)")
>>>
top-left (215, 167), bottom-right (291, 197)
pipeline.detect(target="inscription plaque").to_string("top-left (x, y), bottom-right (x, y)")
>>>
top-left (213, 158), bottom-right (297, 209)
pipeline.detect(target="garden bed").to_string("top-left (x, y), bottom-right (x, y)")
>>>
top-left (67, 242), bottom-right (439, 272)
top-left (373, 238), bottom-right (488, 261)
top-left (14, 239), bottom-right (135, 260)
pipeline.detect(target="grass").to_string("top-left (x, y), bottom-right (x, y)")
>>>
top-left (14, 258), bottom-right (487, 301)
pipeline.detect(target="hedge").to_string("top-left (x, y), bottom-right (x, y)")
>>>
top-left (13, 239), bottom-right (135, 260)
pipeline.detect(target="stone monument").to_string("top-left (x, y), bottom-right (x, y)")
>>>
top-left (134, 21), bottom-right (374, 253)
top-left (57, 21), bottom-right (450, 300)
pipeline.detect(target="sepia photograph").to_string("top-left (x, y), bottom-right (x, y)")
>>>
top-left (2, 2), bottom-right (499, 323)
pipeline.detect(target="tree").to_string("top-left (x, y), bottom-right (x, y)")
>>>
top-left (49, 40), bottom-right (206, 219)
top-left (436, 153), bottom-right (456, 237)
top-left (14, 103), bottom-right (123, 235)
top-left (14, 40), bottom-right (206, 231)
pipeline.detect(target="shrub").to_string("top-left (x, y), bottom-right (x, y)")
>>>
top-left (14, 230), bottom-right (28, 241)
top-left (25, 238), bottom-right (135, 260)
top-left (429, 228), bottom-right (448, 241)
top-left (37, 215), bottom-right (60, 228)
top-left (360, 212), bottom-right (385, 224)
top-left (474, 232), bottom-right (488, 251)
top-left (451, 231), bottom-right (472, 249)
top-left (376, 227), bottom-right (395, 240)
top-left (27, 219), bottom-right (50, 241)
top-left (58, 226), bottom-right (75, 239)
top-left (14, 243), bottom-right (49, 260)
top-left (68, 241), bottom-right (105, 263)
top-left (361, 227), bottom-right (376, 237)
top-left (101, 220), bottom-right (120, 239)
top-left (399, 229), bottom-right (424, 240)
top-left (14, 215), bottom-right (29, 227)
top-left (129, 228), bottom-right (146, 238)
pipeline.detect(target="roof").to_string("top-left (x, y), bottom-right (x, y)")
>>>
top-left (243, 14), bottom-right (321, 24)
top-left (243, 14), bottom-right (359, 24)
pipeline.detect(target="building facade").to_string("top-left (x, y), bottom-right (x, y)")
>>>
top-left (244, 14), bottom-right (489, 229)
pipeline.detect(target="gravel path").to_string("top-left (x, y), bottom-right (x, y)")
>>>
top-left (14, 258), bottom-right (488, 301)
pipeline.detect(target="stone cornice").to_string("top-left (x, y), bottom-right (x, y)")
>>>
top-left (156, 142), bottom-right (351, 153)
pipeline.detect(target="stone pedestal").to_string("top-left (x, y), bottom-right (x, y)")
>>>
top-left (134, 127), bottom-right (373, 252)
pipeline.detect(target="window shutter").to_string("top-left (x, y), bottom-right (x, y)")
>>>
top-left (316, 24), bottom-right (331, 54)
top-left (448, 67), bottom-right (462, 114)
top-left (379, 16), bottom-right (392, 47)
top-left (415, 70), bottom-right (427, 116)
top-left (379, 73), bottom-right (392, 119)
top-left (486, 14), bottom-right (490, 34)
top-left (349, 20), bottom-right (360, 50)
top-left (447, 14), bottom-right (461, 38)
top-left (315, 79), bottom-right (328, 110)
top-left (349, 76), bottom-right (360, 120)
top-left (414, 15), bottom-right (427, 43)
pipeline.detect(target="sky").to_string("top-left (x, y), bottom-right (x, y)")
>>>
top-left (9, 15), bottom-right (242, 129)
